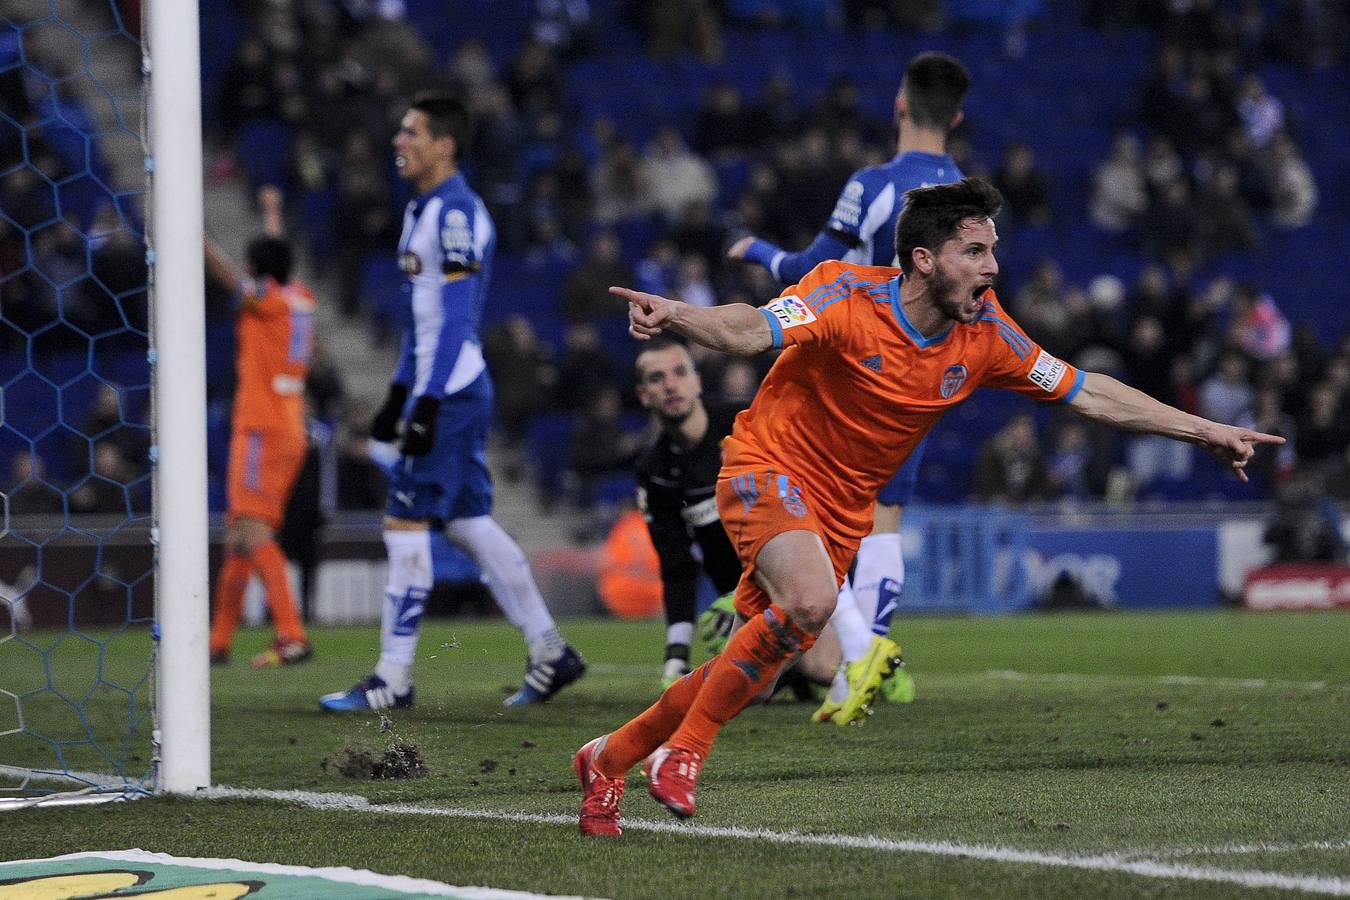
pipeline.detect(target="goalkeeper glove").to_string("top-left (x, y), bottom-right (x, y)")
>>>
top-left (698, 592), bottom-right (737, 655)
top-left (370, 383), bottom-right (409, 443)
top-left (400, 394), bottom-right (441, 457)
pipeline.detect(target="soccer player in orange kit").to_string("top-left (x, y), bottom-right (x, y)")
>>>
top-left (207, 188), bottom-right (317, 669)
top-left (573, 177), bottom-right (1283, 834)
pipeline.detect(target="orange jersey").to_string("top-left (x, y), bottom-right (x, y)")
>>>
top-left (232, 277), bottom-right (316, 434)
top-left (723, 260), bottom-right (1083, 546)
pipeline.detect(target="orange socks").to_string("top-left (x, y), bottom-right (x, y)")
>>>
top-left (209, 553), bottom-right (251, 655)
top-left (209, 541), bottom-right (307, 653)
top-left (595, 659), bottom-right (714, 778)
top-left (251, 540), bottom-right (307, 644)
top-left (593, 604), bottom-right (816, 776)
top-left (667, 605), bottom-right (815, 757)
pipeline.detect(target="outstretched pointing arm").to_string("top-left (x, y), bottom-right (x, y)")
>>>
top-left (611, 286), bottom-right (774, 356)
top-left (1069, 372), bottom-right (1284, 482)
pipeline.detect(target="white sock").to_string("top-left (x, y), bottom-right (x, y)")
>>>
top-left (375, 529), bottom-right (432, 694)
top-left (666, 621), bottom-right (694, 647)
top-left (828, 667), bottom-right (849, 702)
top-left (446, 515), bottom-right (563, 662)
top-left (852, 532), bottom-right (903, 628)
top-left (830, 578), bottom-right (874, 663)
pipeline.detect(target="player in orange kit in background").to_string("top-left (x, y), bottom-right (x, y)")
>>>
top-left (208, 186), bottom-right (317, 669)
top-left (573, 177), bottom-right (1285, 835)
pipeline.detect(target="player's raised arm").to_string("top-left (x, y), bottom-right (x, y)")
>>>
top-left (611, 286), bottom-right (773, 356)
top-left (1069, 371), bottom-right (1284, 482)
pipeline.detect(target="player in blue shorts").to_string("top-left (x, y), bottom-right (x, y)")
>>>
top-left (321, 93), bottom-right (585, 712)
top-left (729, 52), bottom-right (972, 721)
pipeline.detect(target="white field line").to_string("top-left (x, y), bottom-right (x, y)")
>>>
top-left (984, 670), bottom-right (1342, 691)
top-left (201, 786), bottom-right (1350, 896)
top-left (589, 663), bottom-right (1346, 691)
top-left (1116, 840), bottom-right (1350, 861)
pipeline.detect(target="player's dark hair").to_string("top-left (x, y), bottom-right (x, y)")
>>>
top-left (894, 177), bottom-right (1002, 273)
top-left (246, 235), bottom-right (293, 284)
top-left (409, 91), bottom-right (472, 160)
top-left (635, 335), bottom-right (692, 379)
top-left (900, 52), bottom-right (972, 131)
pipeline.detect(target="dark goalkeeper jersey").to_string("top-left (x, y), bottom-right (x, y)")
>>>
top-left (635, 399), bottom-right (744, 609)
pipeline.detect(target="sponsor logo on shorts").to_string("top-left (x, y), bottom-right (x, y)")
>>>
top-left (783, 494), bottom-right (808, 518)
top-left (1027, 350), bottom-right (1067, 393)
top-left (940, 364), bottom-right (968, 399)
top-left (765, 295), bottom-right (817, 329)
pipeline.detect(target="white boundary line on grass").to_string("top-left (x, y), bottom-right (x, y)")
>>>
top-left (586, 664), bottom-right (1346, 692)
top-left (201, 786), bottom-right (1350, 896)
top-left (984, 670), bottom-right (1340, 691)
top-left (1118, 840), bottom-right (1350, 861)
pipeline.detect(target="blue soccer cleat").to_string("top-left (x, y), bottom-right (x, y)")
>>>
top-left (319, 674), bottom-right (414, 712)
top-left (504, 645), bottom-right (587, 706)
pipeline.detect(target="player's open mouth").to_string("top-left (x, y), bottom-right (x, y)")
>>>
top-left (971, 283), bottom-right (991, 300)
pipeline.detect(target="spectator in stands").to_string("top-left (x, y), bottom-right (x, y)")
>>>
top-left (639, 126), bottom-right (718, 225)
top-left (1123, 315), bottom-right (1192, 486)
top-left (1012, 260), bottom-right (1090, 360)
top-left (70, 441), bottom-right (145, 515)
top-left (1045, 418), bottom-right (1113, 501)
top-left (1265, 132), bottom-right (1317, 229)
top-left (531, 0), bottom-right (596, 60)
top-left (560, 230), bottom-right (634, 322)
top-left (671, 201), bottom-right (726, 272)
top-left (506, 38), bottom-right (563, 116)
top-left (1140, 176), bottom-right (1202, 259)
top-left (590, 137), bottom-right (649, 224)
top-left (993, 140), bottom-right (1053, 227)
top-left (1322, 442), bottom-right (1350, 503)
top-left (671, 253), bottom-right (717, 309)
top-left (1199, 350), bottom-right (1255, 426)
top-left (1090, 132), bottom-right (1149, 233)
top-left (1141, 135), bottom-right (1185, 198)
top-left (1196, 163), bottom-right (1259, 259)
top-left (568, 383), bottom-right (643, 508)
top-left (72, 383), bottom-right (148, 472)
top-left (446, 39), bottom-right (497, 94)
top-left (1228, 282), bottom-right (1291, 362)
top-left (693, 82), bottom-right (752, 160)
top-left (483, 314), bottom-right (560, 463)
top-left (744, 72), bottom-right (803, 148)
top-left (635, 0), bottom-right (723, 63)
top-left (6, 452), bottom-right (63, 516)
top-left (1295, 381), bottom-right (1349, 471)
top-left (1263, 471), bottom-right (1345, 564)
top-left (974, 414), bottom-right (1050, 504)
top-left (1235, 74), bottom-right (1285, 150)
top-left (636, 238), bottom-right (680, 297)
top-left (334, 131), bottom-right (396, 318)
top-left (1241, 386), bottom-right (1297, 490)
top-left (556, 321), bottom-right (620, 412)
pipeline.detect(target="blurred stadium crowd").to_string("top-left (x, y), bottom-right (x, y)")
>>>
top-left (3, 0), bottom-right (1349, 525)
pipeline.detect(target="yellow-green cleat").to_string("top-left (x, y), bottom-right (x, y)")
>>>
top-left (880, 660), bottom-right (915, 703)
top-left (811, 695), bottom-right (844, 723)
top-left (833, 636), bottom-right (903, 726)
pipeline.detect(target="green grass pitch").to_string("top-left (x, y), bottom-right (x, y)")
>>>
top-left (3, 610), bottom-right (1348, 898)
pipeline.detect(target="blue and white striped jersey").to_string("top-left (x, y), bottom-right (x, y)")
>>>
top-left (751, 150), bottom-right (962, 284)
top-left (392, 172), bottom-right (493, 399)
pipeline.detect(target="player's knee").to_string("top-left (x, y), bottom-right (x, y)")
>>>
top-left (774, 584), bottom-right (836, 634)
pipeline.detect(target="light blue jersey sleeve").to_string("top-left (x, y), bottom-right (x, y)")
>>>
top-left (421, 198), bottom-right (485, 400)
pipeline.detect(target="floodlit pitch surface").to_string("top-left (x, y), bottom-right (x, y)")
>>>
top-left (4, 611), bottom-right (1347, 898)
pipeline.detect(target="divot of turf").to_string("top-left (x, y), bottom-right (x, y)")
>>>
top-left (323, 715), bottom-right (429, 779)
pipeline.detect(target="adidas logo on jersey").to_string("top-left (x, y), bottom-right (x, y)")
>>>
top-left (860, 355), bottom-right (883, 373)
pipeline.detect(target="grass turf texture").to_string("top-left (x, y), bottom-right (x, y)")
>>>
top-left (3, 611), bottom-right (1348, 899)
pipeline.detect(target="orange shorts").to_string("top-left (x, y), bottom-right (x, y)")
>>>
top-left (226, 427), bottom-right (307, 529)
top-left (715, 469), bottom-right (855, 619)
